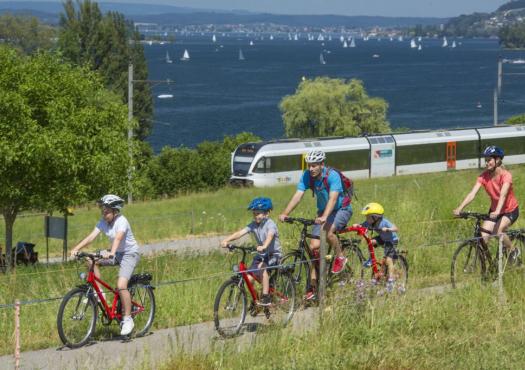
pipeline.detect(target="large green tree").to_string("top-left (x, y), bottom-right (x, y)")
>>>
top-left (58, 0), bottom-right (153, 140)
top-left (499, 22), bottom-right (525, 49)
top-left (0, 13), bottom-right (55, 54)
top-left (0, 46), bottom-right (131, 270)
top-left (280, 77), bottom-right (390, 138)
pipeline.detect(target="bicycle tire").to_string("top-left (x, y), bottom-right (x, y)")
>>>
top-left (57, 287), bottom-right (97, 348)
top-left (507, 232), bottom-right (524, 268)
top-left (451, 240), bottom-right (486, 289)
top-left (129, 283), bottom-right (156, 337)
top-left (391, 254), bottom-right (408, 292)
top-left (328, 245), bottom-right (365, 289)
top-left (213, 278), bottom-right (247, 337)
top-left (269, 270), bottom-right (296, 326)
top-left (281, 251), bottom-right (312, 299)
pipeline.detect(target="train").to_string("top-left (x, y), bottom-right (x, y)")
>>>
top-left (229, 125), bottom-right (525, 187)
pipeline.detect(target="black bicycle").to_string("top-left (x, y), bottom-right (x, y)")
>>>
top-left (281, 217), bottom-right (364, 303)
top-left (451, 212), bottom-right (524, 288)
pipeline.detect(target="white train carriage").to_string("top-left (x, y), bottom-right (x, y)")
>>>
top-left (229, 125), bottom-right (525, 187)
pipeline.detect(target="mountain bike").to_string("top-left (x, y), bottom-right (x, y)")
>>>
top-left (214, 244), bottom-right (295, 338)
top-left (57, 252), bottom-right (156, 348)
top-left (451, 212), bottom-right (524, 288)
top-left (338, 225), bottom-right (408, 294)
top-left (280, 217), bottom-right (364, 303)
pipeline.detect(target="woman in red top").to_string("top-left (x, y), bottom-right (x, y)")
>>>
top-left (454, 146), bottom-right (519, 252)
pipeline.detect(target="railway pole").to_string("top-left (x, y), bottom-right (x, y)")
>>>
top-left (319, 231), bottom-right (327, 311)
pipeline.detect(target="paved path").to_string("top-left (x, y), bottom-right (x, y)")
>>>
top-left (0, 307), bottom-right (318, 370)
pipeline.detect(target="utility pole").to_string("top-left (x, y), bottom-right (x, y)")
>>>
top-left (493, 88), bottom-right (498, 127)
top-left (127, 63), bottom-right (174, 204)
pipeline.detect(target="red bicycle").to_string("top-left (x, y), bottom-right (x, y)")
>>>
top-left (57, 252), bottom-right (156, 348)
top-left (214, 245), bottom-right (296, 337)
top-left (338, 226), bottom-right (408, 294)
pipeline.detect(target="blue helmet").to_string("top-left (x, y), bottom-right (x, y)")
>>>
top-left (482, 145), bottom-right (504, 159)
top-left (247, 197), bottom-right (273, 212)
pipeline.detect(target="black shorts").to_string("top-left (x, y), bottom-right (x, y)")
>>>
top-left (373, 237), bottom-right (399, 259)
top-left (249, 254), bottom-right (280, 281)
top-left (489, 207), bottom-right (519, 226)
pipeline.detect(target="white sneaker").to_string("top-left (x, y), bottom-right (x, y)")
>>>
top-left (120, 317), bottom-right (134, 336)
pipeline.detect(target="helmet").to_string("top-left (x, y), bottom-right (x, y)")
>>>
top-left (361, 202), bottom-right (384, 216)
top-left (482, 145), bottom-right (504, 159)
top-left (305, 149), bottom-right (326, 164)
top-left (247, 197), bottom-right (273, 212)
top-left (97, 194), bottom-right (125, 211)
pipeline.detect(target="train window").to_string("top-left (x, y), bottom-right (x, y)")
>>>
top-left (397, 143), bottom-right (446, 165)
top-left (456, 140), bottom-right (479, 160)
top-left (369, 138), bottom-right (378, 144)
top-left (268, 155), bottom-right (302, 173)
top-left (386, 137), bottom-right (394, 143)
top-left (326, 150), bottom-right (370, 171)
top-left (253, 157), bottom-right (268, 173)
top-left (481, 137), bottom-right (525, 156)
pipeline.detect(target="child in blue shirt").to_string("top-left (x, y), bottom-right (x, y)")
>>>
top-left (354, 202), bottom-right (399, 292)
top-left (221, 197), bottom-right (281, 306)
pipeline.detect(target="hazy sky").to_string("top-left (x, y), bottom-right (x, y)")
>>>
top-left (6, 0), bottom-right (510, 17)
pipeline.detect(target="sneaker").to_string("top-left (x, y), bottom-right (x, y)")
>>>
top-left (363, 258), bottom-right (372, 268)
top-left (386, 278), bottom-right (395, 293)
top-left (331, 256), bottom-right (347, 274)
top-left (258, 294), bottom-right (272, 307)
top-left (120, 316), bottom-right (134, 336)
top-left (303, 290), bottom-right (317, 301)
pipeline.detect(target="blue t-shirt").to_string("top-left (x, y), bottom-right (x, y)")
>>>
top-left (362, 217), bottom-right (399, 244)
top-left (244, 218), bottom-right (282, 256)
top-left (297, 167), bottom-right (346, 213)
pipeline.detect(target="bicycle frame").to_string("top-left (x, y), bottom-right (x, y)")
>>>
top-left (338, 225), bottom-right (382, 279)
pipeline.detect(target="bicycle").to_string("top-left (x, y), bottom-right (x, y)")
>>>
top-left (280, 217), bottom-right (364, 303)
top-left (451, 212), bottom-right (524, 288)
top-left (57, 252), bottom-right (156, 348)
top-left (338, 225), bottom-right (408, 294)
top-left (213, 244), bottom-right (295, 338)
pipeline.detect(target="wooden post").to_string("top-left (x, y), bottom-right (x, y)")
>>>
top-left (14, 300), bottom-right (20, 370)
top-left (318, 231), bottom-right (327, 307)
top-left (498, 235), bottom-right (506, 304)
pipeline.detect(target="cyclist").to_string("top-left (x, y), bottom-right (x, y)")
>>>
top-left (279, 149), bottom-right (352, 300)
top-left (454, 146), bottom-right (520, 258)
top-left (353, 202), bottom-right (399, 292)
top-left (221, 197), bottom-right (282, 307)
top-left (70, 194), bottom-right (140, 336)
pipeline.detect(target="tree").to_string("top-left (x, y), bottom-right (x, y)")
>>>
top-left (499, 22), bottom-right (525, 49)
top-left (58, 0), bottom-right (153, 140)
top-left (280, 77), bottom-right (390, 138)
top-left (506, 113), bottom-right (525, 125)
top-left (0, 13), bottom-right (55, 54)
top-left (0, 46), bottom-right (130, 270)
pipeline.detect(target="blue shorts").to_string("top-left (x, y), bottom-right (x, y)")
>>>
top-left (312, 207), bottom-right (353, 237)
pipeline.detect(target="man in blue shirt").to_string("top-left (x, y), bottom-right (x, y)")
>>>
top-left (279, 149), bottom-right (353, 300)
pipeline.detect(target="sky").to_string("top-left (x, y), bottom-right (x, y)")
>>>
top-left (4, 0), bottom-right (511, 17)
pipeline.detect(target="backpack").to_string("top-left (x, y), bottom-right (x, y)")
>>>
top-left (308, 167), bottom-right (356, 205)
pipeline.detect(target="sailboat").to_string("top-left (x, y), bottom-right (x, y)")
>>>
top-left (340, 35), bottom-right (345, 43)
top-left (320, 53), bottom-right (326, 65)
top-left (410, 39), bottom-right (417, 48)
top-left (418, 36), bottom-right (422, 42)
top-left (343, 40), bottom-right (348, 48)
top-left (165, 51), bottom-right (173, 63)
top-left (294, 34), bottom-right (299, 41)
top-left (451, 40), bottom-right (457, 48)
top-left (442, 36), bottom-right (448, 47)
top-left (249, 40), bottom-right (254, 46)
top-left (238, 48), bottom-right (245, 61)
top-left (349, 38), bottom-right (356, 47)
top-left (418, 44), bottom-right (422, 51)
top-left (180, 49), bottom-right (190, 61)
top-left (270, 34), bottom-right (274, 40)
top-left (212, 34), bottom-right (216, 43)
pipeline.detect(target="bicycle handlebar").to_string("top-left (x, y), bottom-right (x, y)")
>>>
top-left (456, 212), bottom-right (494, 221)
top-left (282, 217), bottom-right (316, 226)
top-left (75, 251), bottom-right (103, 260)
top-left (225, 244), bottom-right (257, 253)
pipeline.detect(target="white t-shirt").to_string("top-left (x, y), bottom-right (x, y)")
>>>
top-left (96, 215), bottom-right (139, 254)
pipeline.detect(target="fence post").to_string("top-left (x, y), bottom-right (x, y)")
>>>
top-left (318, 231), bottom-right (327, 310)
top-left (498, 234), bottom-right (506, 304)
top-left (14, 299), bottom-right (20, 370)
top-left (190, 210), bottom-right (195, 234)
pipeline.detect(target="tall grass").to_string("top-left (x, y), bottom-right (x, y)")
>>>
top-left (0, 165), bottom-right (524, 357)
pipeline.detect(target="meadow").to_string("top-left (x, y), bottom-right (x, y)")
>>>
top-left (0, 165), bottom-right (524, 363)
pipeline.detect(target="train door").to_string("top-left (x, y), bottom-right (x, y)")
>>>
top-left (446, 141), bottom-right (456, 170)
top-left (369, 136), bottom-right (395, 178)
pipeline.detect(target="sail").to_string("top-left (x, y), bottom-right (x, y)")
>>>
top-left (320, 53), bottom-right (326, 65)
top-left (418, 44), bottom-right (422, 51)
top-left (166, 51), bottom-right (173, 63)
top-left (343, 40), bottom-right (348, 48)
top-left (451, 40), bottom-right (456, 48)
top-left (410, 39), bottom-right (417, 48)
top-left (442, 37), bottom-right (448, 47)
top-left (239, 48), bottom-right (245, 61)
top-left (212, 34), bottom-right (216, 43)
top-left (181, 49), bottom-right (190, 61)
top-left (350, 38), bottom-right (356, 47)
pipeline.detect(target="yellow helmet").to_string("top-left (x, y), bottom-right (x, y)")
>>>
top-left (361, 202), bottom-right (384, 216)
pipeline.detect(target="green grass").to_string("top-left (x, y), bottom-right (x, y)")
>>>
top-left (0, 165), bottom-right (524, 357)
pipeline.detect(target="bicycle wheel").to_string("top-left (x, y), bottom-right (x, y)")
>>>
top-left (451, 240), bottom-right (486, 289)
top-left (129, 283), bottom-right (156, 337)
top-left (507, 232), bottom-right (524, 267)
top-left (390, 254), bottom-right (408, 293)
top-left (214, 278), bottom-right (247, 337)
top-left (281, 251), bottom-right (311, 300)
top-left (329, 245), bottom-right (365, 288)
top-left (57, 287), bottom-right (97, 348)
top-left (269, 270), bottom-right (296, 325)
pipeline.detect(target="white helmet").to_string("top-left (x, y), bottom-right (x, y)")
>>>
top-left (305, 149), bottom-right (326, 164)
top-left (97, 194), bottom-right (125, 211)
